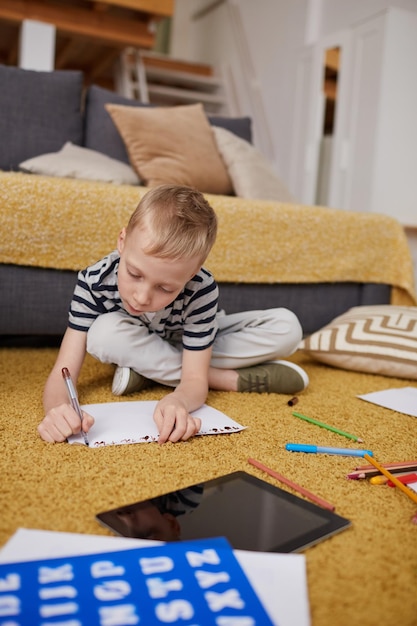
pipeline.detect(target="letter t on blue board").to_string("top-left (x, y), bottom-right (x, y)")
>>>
top-left (0, 537), bottom-right (274, 625)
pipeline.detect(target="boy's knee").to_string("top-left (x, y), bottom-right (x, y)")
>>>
top-left (286, 309), bottom-right (303, 339)
top-left (273, 308), bottom-right (303, 352)
top-left (269, 307), bottom-right (302, 332)
top-left (87, 312), bottom-right (122, 360)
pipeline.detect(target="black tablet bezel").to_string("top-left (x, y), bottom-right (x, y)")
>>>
top-left (96, 470), bottom-right (351, 553)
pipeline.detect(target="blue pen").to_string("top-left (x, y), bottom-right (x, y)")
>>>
top-left (286, 443), bottom-right (373, 457)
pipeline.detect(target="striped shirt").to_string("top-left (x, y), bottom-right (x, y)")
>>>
top-left (68, 250), bottom-right (219, 351)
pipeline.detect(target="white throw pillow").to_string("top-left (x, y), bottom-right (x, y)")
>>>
top-left (212, 126), bottom-right (295, 202)
top-left (19, 142), bottom-right (140, 185)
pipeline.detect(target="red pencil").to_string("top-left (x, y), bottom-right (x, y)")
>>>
top-left (387, 473), bottom-right (417, 488)
top-left (248, 457), bottom-right (336, 511)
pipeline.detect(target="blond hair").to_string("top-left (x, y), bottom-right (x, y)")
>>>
top-left (126, 184), bottom-right (217, 263)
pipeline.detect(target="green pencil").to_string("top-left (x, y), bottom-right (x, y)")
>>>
top-left (292, 411), bottom-right (363, 443)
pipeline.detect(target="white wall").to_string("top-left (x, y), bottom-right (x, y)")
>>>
top-left (171, 0), bottom-right (309, 179)
top-left (171, 0), bottom-right (417, 187)
top-left (319, 0), bottom-right (417, 34)
top-left (170, 0), bottom-right (417, 291)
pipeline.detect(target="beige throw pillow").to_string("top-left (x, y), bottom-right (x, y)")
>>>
top-left (19, 142), bottom-right (140, 185)
top-left (105, 103), bottom-right (233, 195)
top-left (300, 305), bottom-right (417, 379)
top-left (212, 126), bottom-right (295, 202)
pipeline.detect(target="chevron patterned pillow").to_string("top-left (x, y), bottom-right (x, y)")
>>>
top-left (300, 305), bottom-right (417, 379)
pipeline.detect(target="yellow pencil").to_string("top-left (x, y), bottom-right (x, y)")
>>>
top-left (363, 454), bottom-right (417, 506)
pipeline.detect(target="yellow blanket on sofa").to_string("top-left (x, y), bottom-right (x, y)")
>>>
top-left (1, 172), bottom-right (415, 305)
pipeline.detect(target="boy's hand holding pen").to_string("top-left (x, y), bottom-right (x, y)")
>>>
top-left (62, 367), bottom-right (90, 446)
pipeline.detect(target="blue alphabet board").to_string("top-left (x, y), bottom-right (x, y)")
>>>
top-left (0, 536), bottom-right (275, 625)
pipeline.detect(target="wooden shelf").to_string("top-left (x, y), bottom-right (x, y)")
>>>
top-left (119, 49), bottom-right (229, 113)
top-left (146, 83), bottom-right (226, 106)
top-left (145, 66), bottom-right (224, 93)
top-left (83, 0), bottom-right (173, 16)
top-left (0, 0), bottom-right (175, 88)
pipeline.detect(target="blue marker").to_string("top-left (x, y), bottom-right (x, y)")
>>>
top-left (286, 443), bottom-right (373, 458)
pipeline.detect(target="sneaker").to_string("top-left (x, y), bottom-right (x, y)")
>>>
top-left (112, 366), bottom-right (151, 396)
top-left (237, 360), bottom-right (309, 394)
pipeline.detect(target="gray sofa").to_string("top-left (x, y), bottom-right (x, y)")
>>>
top-left (0, 65), bottom-right (391, 345)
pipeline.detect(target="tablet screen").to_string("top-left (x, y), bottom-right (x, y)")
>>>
top-left (96, 471), bottom-right (351, 552)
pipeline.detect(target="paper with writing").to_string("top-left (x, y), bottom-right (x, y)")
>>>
top-left (68, 401), bottom-right (246, 447)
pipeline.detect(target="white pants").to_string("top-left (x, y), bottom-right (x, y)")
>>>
top-left (87, 308), bottom-right (303, 387)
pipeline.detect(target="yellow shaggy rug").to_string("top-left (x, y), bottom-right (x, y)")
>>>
top-left (1, 346), bottom-right (416, 626)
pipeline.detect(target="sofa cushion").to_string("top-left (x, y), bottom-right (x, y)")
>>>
top-left (300, 305), bottom-right (417, 379)
top-left (106, 102), bottom-right (233, 194)
top-left (83, 84), bottom-right (253, 164)
top-left (0, 65), bottom-right (83, 171)
top-left (83, 85), bottom-right (152, 164)
top-left (19, 142), bottom-right (140, 185)
top-left (208, 114), bottom-right (252, 145)
top-left (212, 126), bottom-right (295, 202)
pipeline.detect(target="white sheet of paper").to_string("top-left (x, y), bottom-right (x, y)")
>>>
top-left (0, 528), bottom-right (310, 626)
top-left (357, 386), bottom-right (417, 418)
top-left (68, 401), bottom-right (246, 447)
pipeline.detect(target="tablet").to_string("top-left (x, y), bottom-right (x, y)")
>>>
top-left (96, 471), bottom-right (351, 552)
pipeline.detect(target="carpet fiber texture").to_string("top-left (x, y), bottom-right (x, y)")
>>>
top-left (1, 347), bottom-right (416, 626)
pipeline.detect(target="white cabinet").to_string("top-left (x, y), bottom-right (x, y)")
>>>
top-left (291, 7), bottom-right (417, 226)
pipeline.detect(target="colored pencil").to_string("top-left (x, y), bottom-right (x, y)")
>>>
top-left (387, 473), bottom-right (417, 488)
top-left (363, 454), bottom-right (417, 506)
top-left (247, 457), bottom-right (336, 511)
top-left (354, 460), bottom-right (417, 471)
top-left (347, 463), bottom-right (417, 480)
top-left (370, 473), bottom-right (417, 486)
top-left (292, 411), bottom-right (363, 442)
